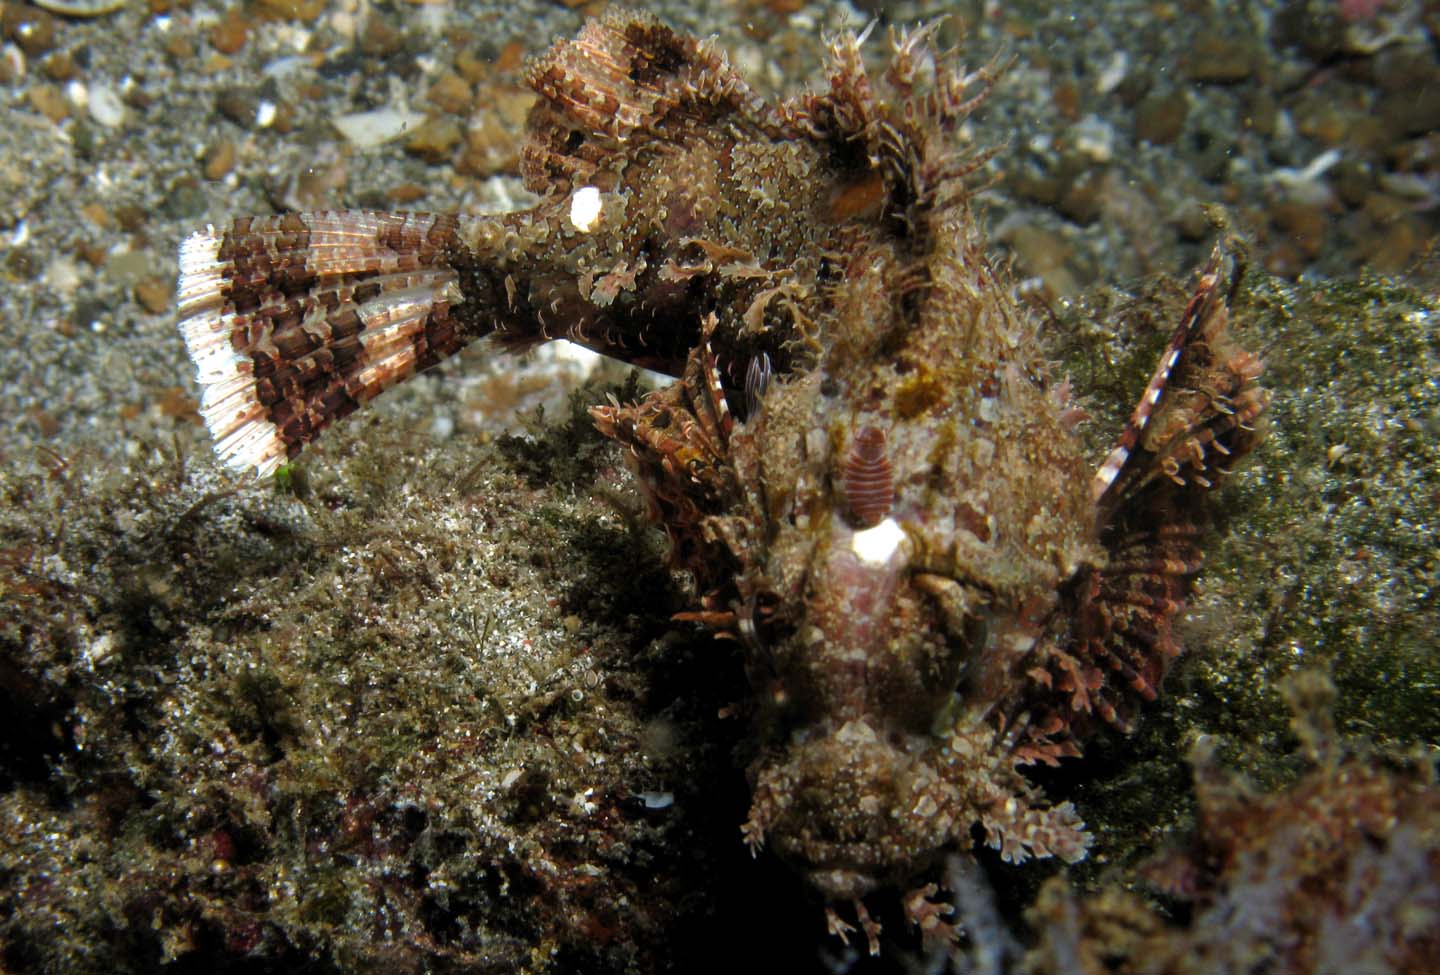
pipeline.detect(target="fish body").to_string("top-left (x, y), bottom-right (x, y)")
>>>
top-left (177, 10), bottom-right (1268, 953)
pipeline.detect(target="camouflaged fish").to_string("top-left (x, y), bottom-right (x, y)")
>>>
top-left (176, 10), bottom-right (1268, 954)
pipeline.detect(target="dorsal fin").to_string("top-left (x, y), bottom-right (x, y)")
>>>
top-left (521, 9), bottom-right (771, 195)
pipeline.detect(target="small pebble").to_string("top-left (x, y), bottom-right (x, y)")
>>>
top-left (1379, 86), bottom-right (1440, 138)
top-left (1372, 44), bottom-right (1438, 93)
top-left (1331, 159), bottom-right (1375, 208)
top-left (134, 275), bottom-right (174, 315)
top-left (216, 87), bottom-right (260, 128)
top-left (404, 117), bottom-right (462, 162)
top-left (202, 139), bottom-right (236, 181)
top-left (333, 106), bottom-right (426, 148)
top-left (266, 99), bottom-right (297, 134)
top-left (1050, 80), bottom-right (1080, 121)
top-left (359, 13), bottom-right (402, 57)
top-left (1173, 201), bottom-right (1212, 242)
top-left (428, 72), bottom-right (472, 116)
top-left (27, 82), bottom-right (69, 122)
top-left (105, 249), bottom-right (150, 286)
top-left (458, 112), bottom-right (520, 176)
top-left (252, 0), bottom-right (326, 22)
top-left (87, 83), bottom-right (126, 127)
top-left (209, 9), bottom-right (249, 55)
top-left (1135, 89), bottom-right (1188, 145)
top-left (1057, 168), bottom-right (1103, 225)
top-left (3, 4), bottom-right (56, 57)
top-left (1361, 190), bottom-right (1411, 223)
top-left (44, 255), bottom-right (82, 295)
top-left (156, 386), bottom-right (197, 419)
top-left (1095, 50), bottom-right (1128, 95)
top-left (493, 89), bottom-right (535, 128)
top-left (0, 45), bottom-right (23, 84)
top-left (1269, 201), bottom-right (1328, 259)
top-left (639, 791), bottom-right (674, 810)
top-left (494, 39), bottom-right (526, 74)
top-left (1004, 223), bottom-right (1080, 297)
top-left (76, 240), bottom-right (108, 267)
top-left (33, 0), bottom-right (126, 16)
top-left (163, 32), bottom-right (194, 62)
top-left (79, 202), bottom-right (112, 228)
top-left (28, 407), bottom-right (60, 437)
top-left (1366, 214), bottom-right (1422, 272)
top-left (5, 247), bottom-right (37, 280)
top-left (1070, 115), bottom-right (1114, 163)
top-left (386, 183), bottom-right (427, 204)
top-left (112, 204), bottom-right (146, 233)
top-left (453, 45), bottom-right (491, 84)
top-left (1293, 93), bottom-right (1360, 147)
top-left (42, 49), bottom-right (75, 82)
top-left (1185, 32), bottom-right (1259, 83)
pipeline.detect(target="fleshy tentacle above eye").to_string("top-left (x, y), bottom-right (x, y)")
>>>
top-left (843, 426), bottom-right (895, 528)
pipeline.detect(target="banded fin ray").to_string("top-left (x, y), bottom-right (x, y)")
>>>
top-left (177, 211), bottom-right (483, 477)
top-left (521, 9), bottom-right (770, 194)
top-left (1091, 247), bottom-right (1267, 518)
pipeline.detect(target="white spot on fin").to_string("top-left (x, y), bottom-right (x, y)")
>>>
top-left (570, 186), bottom-right (603, 232)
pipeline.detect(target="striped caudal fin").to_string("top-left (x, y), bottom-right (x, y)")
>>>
top-left (177, 211), bottom-right (485, 477)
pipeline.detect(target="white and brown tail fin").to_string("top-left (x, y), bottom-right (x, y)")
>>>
top-left (177, 211), bottom-right (485, 477)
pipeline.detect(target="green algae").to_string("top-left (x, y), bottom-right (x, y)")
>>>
top-left (1197, 271), bottom-right (1438, 749)
top-left (0, 389), bottom-right (724, 973)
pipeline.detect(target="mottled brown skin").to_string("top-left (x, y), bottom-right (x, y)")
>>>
top-left (610, 211), bottom-right (1104, 940)
top-left (180, 10), bottom-right (1268, 955)
top-left (583, 14), bottom-right (1267, 954)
